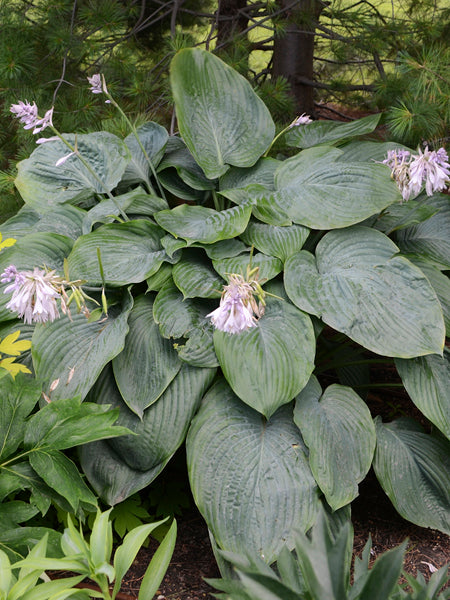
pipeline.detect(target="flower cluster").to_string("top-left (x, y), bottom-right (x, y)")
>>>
top-left (10, 101), bottom-right (53, 135)
top-left (383, 146), bottom-right (450, 202)
top-left (1, 265), bottom-right (94, 324)
top-left (87, 73), bottom-right (110, 103)
top-left (289, 113), bottom-right (313, 127)
top-left (207, 272), bottom-right (266, 334)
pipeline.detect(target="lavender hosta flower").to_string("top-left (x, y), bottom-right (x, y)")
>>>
top-left (289, 113), bottom-right (313, 127)
top-left (383, 147), bottom-right (450, 202)
top-left (207, 287), bottom-right (258, 334)
top-left (408, 146), bottom-right (450, 197)
top-left (10, 101), bottom-right (53, 135)
top-left (87, 73), bottom-right (103, 94)
top-left (1, 266), bottom-right (60, 324)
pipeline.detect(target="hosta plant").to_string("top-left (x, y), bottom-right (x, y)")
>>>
top-left (0, 47), bottom-right (449, 567)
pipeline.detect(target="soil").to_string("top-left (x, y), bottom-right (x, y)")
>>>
top-left (110, 471), bottom-right (449, 600)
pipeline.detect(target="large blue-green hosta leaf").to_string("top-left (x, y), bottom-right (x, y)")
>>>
top-left (32, 292), bottom-right (133, 400)
top-left (395, 350), bottom-right (450, 440)
top-left (213, 298), bottom-right (315, 418)
top-left (81, 364), bottom-right (216, 504)
top-left (15, 133), bottom-right (131, 211)
top-left (0, 232), bottom-right (73, 322)
top-left (395, 195), bottom-right (450, 270)
top-left (154, 201), bottom-right (253, 245)
top-left (286, 114), bottom-right (381, 149)
top-left (271, 146), bottom-right (400, 229)
top-left (373, 418), bottom-right (450, 534)
top-left (284, 227), bottom-right (445, 358)
top-left (170, 48), bottom-right (275, 179)
top-left (294, 376), bottom-right (376, 510)
top-left (240, 221), bottom-right (310, 263)
top-left (67, 220), bottom-right (169, 286)
top-left (112, 295), bottom-right (182, 418)
top-left (187, 379), bottom-right (320, 564)
top-left (0, 205), bottom-right (85, 241)
top-left (121, 122), bottom-right (168, 188)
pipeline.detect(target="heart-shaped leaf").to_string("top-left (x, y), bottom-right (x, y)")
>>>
top-left (286, 114), bottom-right (381, 149)
top-left (213, 298), bottom-right (315, 417)
top-left (395, 349), bottom-right (450, 440)
top-left (294, 376), bottom-right (376, 510)
top-left (284, 226), bottom-right (445, 357)
top-left (154, 202), bottom-right (253, 245)
top-left (68, 220), bottom-right (168, 286)
top-left (15, 132), bottom-right (131, 211)
top-left (187, 379), bottom-right (320, 564)
top-left (373, 418), bottom-right (450, 534)
top-left (396, 195), bottom-right (450, 269)
top-left (170, 48), bottom-right (275, 179)
top-left (240, 221), bottom-right (310, 262)
top-left (172, 249), bottom-right (224, 299)
top-left (121, 122), bottom-right (168, 187)
top-left (32, 292), bottom-right (133, 400)
top-left (271, 147), bottom-right (400, 229)
top-left (112, 295), bottom-right (182, 418)
top-left (81, 364), bottom-right (216, 504)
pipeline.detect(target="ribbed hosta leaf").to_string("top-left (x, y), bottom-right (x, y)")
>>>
top-left (286, 114), bottom-right (381, 149)
top-left (0, 232), bottom-right (73, 321)
top-left (294, 376), bottom-right (376, 510)
top-left (213, 298), bottom-right (315, 417)
top-left (32, 292), bottom-right (133, 400)
top-left (15, 133), bottom-right (131, 211)
top-left (212, 252), bottom-right (283, 284)
top-left (0, 205), bottom-right (85, 241)
top-left (67, 220), bottom-right (168, 286)
top-left (172, 249), bottom-right (223, 298)
top-left (81, 364), bottom-right (216, 504)
top-left (337, 140), bottom-right (411, 163)
top-left (284, 227), bottom-right (445, 357)
top-left (175, 326), bottom-right (219, 368)
top-left (112, 295), bottom-right (182, 418)
top-left (396, 195), bottom-right (450, 269)
top-left (81, 188), bottom-right (168, 234)
top-left (240, 221), bottom-right (310, 262)
top-left (219, 157), bottom-right (279, 190)
top-left (157, 137), bottom-right (216, 191)
top-left (409, 258), bottom-right (450, 336)
top-left (271, 147), bottom-right (400, 229)
top-left (187, 379), bottom-right (320, 563)
top-left (170, 48), bottom-right (275, 179)
top-left (153, 281), bottom-right (214, 339)
top-left (220, 184), bottom-right (291, 227)
top-left (121, 122), bottom-right (168, 187)
top-left (395, 349), bottom-right (450, 440)
top-left (373, 418), bottom-right (450, 534)
top-left (154, 202), bottom-right (253, 245)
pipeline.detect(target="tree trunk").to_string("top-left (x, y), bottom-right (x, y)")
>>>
top-left (272, 0), bottom-right (324, 116)
top-left (216, 0), bottom-right (248, 50)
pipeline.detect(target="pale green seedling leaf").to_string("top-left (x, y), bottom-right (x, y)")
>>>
top-left (137, 519), bottom-right (177, 600)
top-left (113, 517), bottom-right (169, 599)
top-left (89, 508), bottom-right (113, 569)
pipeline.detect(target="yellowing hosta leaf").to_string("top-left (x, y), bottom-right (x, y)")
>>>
top-left (0, 331), bottom-right (32, 356)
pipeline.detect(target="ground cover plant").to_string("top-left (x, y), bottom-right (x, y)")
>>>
top-left (0, 47), bottom-right (449, 579)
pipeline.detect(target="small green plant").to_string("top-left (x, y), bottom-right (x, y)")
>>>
top-left (207, 509), bottom-right (450, 600)
top-left (2, 509), bottom-right (177, 600)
